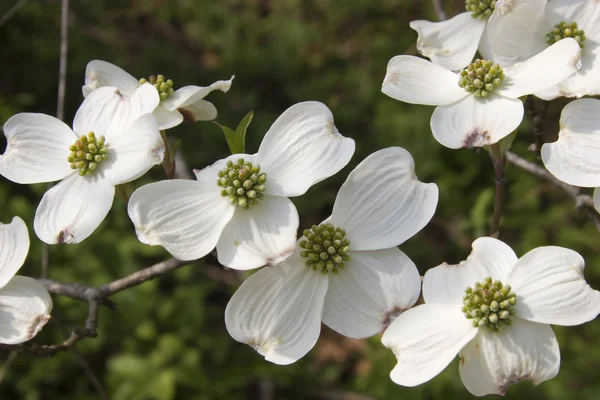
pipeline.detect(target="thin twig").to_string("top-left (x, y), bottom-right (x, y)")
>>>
top-left (489, 144), bottom-right (506, 238)
top-left (506, 151), bottom-right (600, 231)
top-left (431, 0), bottom-right (447, 21)
top-left (0, 0), bottom-right (30, 29)
top-left (0, 351), bottom-right (18, 384)
top-left (525, 96), bottom-right (548, 157)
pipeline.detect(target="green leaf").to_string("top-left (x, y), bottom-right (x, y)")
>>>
top-left (498, 128), bottom-right (518, 154)
top-left (217, 110), bottom-right (253, 154)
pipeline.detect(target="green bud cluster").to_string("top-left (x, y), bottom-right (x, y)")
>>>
top-left (139, 74), bottom-right (175, 101)
top-left (217, 158), bottom-right (267, 209)
top-left (67, 132), bottom-right (108, 176)
top-left (465, 0), bottom-right (496, 19)
top-left (546, 21), bottom-right (586, 49)
top-left (299, 223), bottom-right (350, 274)
top-left (462, 277), bottom-right (517, 332)
top-left (458, 59), bottom-right (505, 97)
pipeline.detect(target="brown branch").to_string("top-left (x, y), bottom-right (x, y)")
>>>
top-left (506, 151), bottom-right (600, 231)
top-left (525, 96), bottom-right (548, 157)
top-left (431, 0), bottom-right (447, 21)
top-left (489, 144), bottom-right (506, 238)
top-left (0, 0), bottom-right (30, 29)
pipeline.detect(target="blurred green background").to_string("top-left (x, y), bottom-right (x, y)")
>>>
top-left (1, 0), bottom-right (599, 399)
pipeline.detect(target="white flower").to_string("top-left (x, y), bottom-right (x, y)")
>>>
top-left (128, 101), bottom-right (355, 270)
top-left (409, 0), bottom-right (540, 71)
top-left (382, 237), bottom-right (600, 396)
top-left (0, 217), bottom-right (52, 344)
top-left (381, 38), bottom-right (581, 149)
top-left (488, 0), bottom-right (600, 99)
top-left (541, 98), bottom-right (600, 214)
top-left (0, 85), bottom-right (165, 244)
top-left (224, 147), bottom-right (438, 365)
top-left (83, 60), bottom-right (234, 130)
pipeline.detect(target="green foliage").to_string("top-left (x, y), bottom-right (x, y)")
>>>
top-left (0, 0), bottom-right (599, 399)
top-left (217, 110), bottom-right (253, 154)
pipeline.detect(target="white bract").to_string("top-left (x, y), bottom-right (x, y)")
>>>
top-left (382, 38), bottom-right (581, 149)
top-left (83, 60), bottom-right (233, 130)
top-left (0, 85), bottom-right (165, 244)
top-left (0, 217), bottom-right (52, 344)
top-left (128, 101), bottom-right (355, 270)
top-left (409, 0), bottom-right (543, 71)
top-left (541, 98), bottom-right (600, 214)
top-left (487, 0), bottom-right (600, 99)
top-left (224, 147), bottom-right (438, 365)
top-left (382, 237), bottom-right (600, 396)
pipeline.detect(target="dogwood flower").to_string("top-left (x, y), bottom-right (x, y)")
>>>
top-left (541, 98), bottom-right (600, 214)
top-left (409, 0), bottom-right (542, 71)
top-left (224, 147), bottom-right (438, 364)
top-left (0, 217), bottom-right (52, 344)
top-left (0, 85), bottom-right (164, 244)
top-left (487, 0), bottom-right (600, 99)
top-left (128, 101), bottom-right (355, 270)
top-left (382, 38), bottom-right (581, 149)
top-left (83, 60), bottom-right (233, 130)
top-left (382, 237), bottom-right (600, 396)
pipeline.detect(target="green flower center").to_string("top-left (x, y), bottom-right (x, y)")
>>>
top-left (217, 158), bottom-right (267, 209)
top-left (462, 277), bottom-right (517, 332)
top-left (139, 74), bottom-right (175, 101)
top-left (465, 0), bottom-right (496, 19)
top-left (67, 132), bottom-right (108, 176)
top-left (458, 59), bottom-right (505, 97)
top-left (299, 223), bottom-right (350, 274)
top-left (546, 21), bottom-right (586, 49)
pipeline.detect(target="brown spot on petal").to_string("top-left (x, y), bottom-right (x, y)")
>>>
top-left (179, 107), bottom-right (197, 123)
top-left (57, 228), bottom-right (75, 244)
top-left (460, 356), bottom-right (465, 366)
top-left (266, 247), bottom-right (295, 267)
top-left (464, 128), bottom-right (491, 149)
top-left (28, 314), bottom-right (50, 339)
top-left (382, 306), bottom-right (407, 331)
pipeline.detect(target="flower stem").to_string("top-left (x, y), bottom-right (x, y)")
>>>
top-left (489, 143), bottom-right (506, 238)
top-left (160, 130), bottom-right (176, 179)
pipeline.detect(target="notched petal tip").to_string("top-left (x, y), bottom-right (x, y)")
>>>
top-left (57, 229), bottom-right (76, 245)
top-left (382, 306), bottom-right (408, 332)
top-left (27, 313), bottom-right (51, 340)
top-left (463, 127), bottom-right (492, 148)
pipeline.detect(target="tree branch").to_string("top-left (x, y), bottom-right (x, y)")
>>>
top-left (431, 0), bottom-right (447, 21)
top-left (489, 144), bottom-right (506, 238)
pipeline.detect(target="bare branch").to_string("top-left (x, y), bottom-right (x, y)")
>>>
top-left (489, 144), bottom-right (507, 238)
top-left (431, 0), bottom-right (447, 21)
top-left (0, 0), bottom-right (30, 29)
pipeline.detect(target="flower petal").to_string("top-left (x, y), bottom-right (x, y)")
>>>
top-left (0, 113), bottom-right (76, 184)
top-left (423, 237), bottom-right (518, 304)
top-left (381, 304), bottom-right (478, 387)
top-left (409, 12), bottom-right (486, 71)
top-left (128, 180), bottom-right (235, 261)
top-left (459, 318), bottom-right (560, 396)
top-left (330, 147), bottom-right (438, 250)
top-left (477, 24), bottom-right (524, 67)
top-left (34, 173), bottom-right (115, 244)
top-left (82, 60), bottom-right (139, 98)
top-left (496, 38), bottom-right (582, 98)
top-left (73, 84), bottom-right (160, 138)
top-left (0, 276), bottom-right (52, 344)
top-left (153, 105), bottom-right (183, 131)
top-left (541, 98), bottom-right (600, 187)
top-left (545, 0), bottom-right (600, 42)
top-left (486, 0), bottom-right (548, 58)
top-left (178, 100), bottom-right (218, 122)
top-left (322, 247), bottom-right (421, 339)
top-left (161, 76), bottom-right (234, 111)
top-left (0, 217), bottom-right (29, 289)
top-left (382, 56), bottom-right (467, 106)
top-left (216, 195), bottom-right (299, 270)
top-left (594, 187), bottom-right (600, 213)
top-left (431, 93), bottom-right (524, 149)
top-left (508, 246), bottom-right (600, 326)
top-left (101, 114), bottom-right (164, 186)
top-left (225, 261), bottom-right (328, 365)
top-left (254, 101), bottom-right (355, 197)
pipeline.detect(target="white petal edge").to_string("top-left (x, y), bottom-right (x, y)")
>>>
top-left (541, 98), bottom-right (600, 187)
top-left (153, 105), bottom-right (184, 131)
top-left (594, 187), bottom-right (600, 213)
top-left (0, 276), bottom-right (53, 344)
top-left (382, 304), bottom-right (478, 387)
top-left (216, 195), bottom-right (299, 270)
top-left (322, 247), bottom-right (421, 339)
top-left (508, 246), bottom-right (600, 326)
top-left (0, 217), bottom-right (29, 289)
top-left (496, 38), bottom-right (582, 99)
top-left (161, 76), bottom-right (234, 111)
top-left (545, 0), bottom-right (600, 42)
top-left (128, 180), bottom-right (235, 261)
top-left (34, 173), bottom-right (115, 244)
top-left (330, 147), bottom-right (438, 250)
top-left (101, 114), bottom-right (164, 186)
top-left (382, 55), bottom-right (467, 106)
top-left (82, 60), bottom-right (140, 98)
top-left (409, 13), bottom-right (486, 71)
top-left (459, 318), bottom-right (560, 396)
top-left (254, 101), bottom-right (355, 197)
top-left (0, 113), bottom-right (76, 184)
top-left (225, 261), bottom-right (328, 365)
top-left (423, 237), bottom-right (518, 304)
top-left (431, 93), bottom-right (524, 149)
